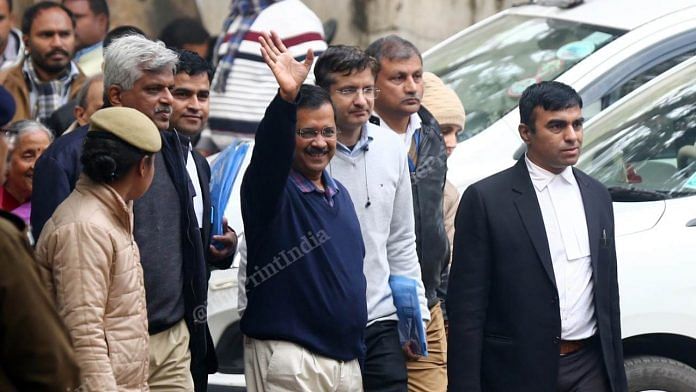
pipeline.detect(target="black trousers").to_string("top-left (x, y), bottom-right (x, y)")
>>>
top-left (557, 337), bottom-right (611, 392)
top-left (362, 320), bottom-right (408, 392)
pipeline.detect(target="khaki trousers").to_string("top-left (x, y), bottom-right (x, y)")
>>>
top-left (244, 336), bottom-right (363, 392)
top-left (148, 319), bottom-right (194, 391)
top-left (406, 303), bottom-right (447, 392)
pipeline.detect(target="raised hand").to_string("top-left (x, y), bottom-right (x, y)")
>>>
top-left (259, 30), bottom-right (314, 103)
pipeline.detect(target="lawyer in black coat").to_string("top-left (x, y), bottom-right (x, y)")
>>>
top-left (447, 81), bottom-right (627, 392)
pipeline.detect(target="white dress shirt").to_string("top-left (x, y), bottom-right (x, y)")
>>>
top-left (186, 143), bottom-right (204, 229)
top-left (526, 156), bottom-right (597, 340)
top-left (373, 112), bottom-right (422, 151)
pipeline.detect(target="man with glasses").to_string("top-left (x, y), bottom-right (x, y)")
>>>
top-left (315, 44), bottom-right (429, 391)
top-left (239, 31), bottom-right (366, 391)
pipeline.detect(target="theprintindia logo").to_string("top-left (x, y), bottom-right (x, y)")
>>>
top-left (246, 230), bottom-right (330, 290)
top-left (193, 303), bottom-right (207, 324)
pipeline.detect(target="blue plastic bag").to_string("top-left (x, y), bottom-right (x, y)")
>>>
top-left (389, 275), bottom-right (428, 356)
top-left (209, 139), bottom-right (250, 238)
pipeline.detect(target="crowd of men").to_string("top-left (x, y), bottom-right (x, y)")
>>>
top-left (0, 1), bottom-right (628, 392)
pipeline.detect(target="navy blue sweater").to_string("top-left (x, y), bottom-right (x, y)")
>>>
top-left (240, 94), bottom-right (367, 361)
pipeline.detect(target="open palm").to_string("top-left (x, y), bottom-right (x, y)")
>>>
top-left (259, 31), bottom-right (314, 102)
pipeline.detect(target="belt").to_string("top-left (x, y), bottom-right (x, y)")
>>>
top-left (559, 336), bottom-right (594, 356)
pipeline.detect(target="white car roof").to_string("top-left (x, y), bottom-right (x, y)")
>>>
top-left (509, 0), bottom-right (696, 31)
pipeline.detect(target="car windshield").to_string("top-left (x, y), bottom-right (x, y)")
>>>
top-left (424, 14), bottom-right (624, 141)
top-left (577, 64), bottom-right (696, 202)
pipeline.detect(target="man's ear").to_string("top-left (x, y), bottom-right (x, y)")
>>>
top-left (73, 105), bottom-right (86, 126)
top-left (518, 124), bottom-right (532, 145)
top-left (108, 85), bottom-right (122, 106)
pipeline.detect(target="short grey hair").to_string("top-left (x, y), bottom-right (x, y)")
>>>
top-left (5, 120), bottom-right (54, 161)
top-left (75, 74), bottom-right (104, 108)
top-left (103, 34), bottom-right (178, 91)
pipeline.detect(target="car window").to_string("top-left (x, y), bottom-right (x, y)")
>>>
top-left (600, 52), bottom-right (696, 114)
top-left (577, 66), bottom-right (696, 201)
top-left (424, 14), bottom-right (624, 141)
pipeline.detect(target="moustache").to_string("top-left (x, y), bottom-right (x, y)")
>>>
top-left (305, 146), bottom-right (329, 155)
top-left (401, 95), bottom-right (421, 103)
top-left (350, 107), bottom-right (368, 113)
top-left (46, 49), bottom-right (70, 58)
top-left (155, 106), bottom-right (172, 114)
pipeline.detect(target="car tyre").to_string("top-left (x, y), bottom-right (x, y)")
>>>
top-left (625, 355), bottom-right (696, 392)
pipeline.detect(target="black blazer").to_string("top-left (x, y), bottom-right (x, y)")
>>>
top-left (447, 158), bottom-right (627, 392)
top-left (192, 150), bottom-right (212, 252)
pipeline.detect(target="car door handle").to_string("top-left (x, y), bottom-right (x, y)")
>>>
top-left (686, 218), bottom-right (696, 227)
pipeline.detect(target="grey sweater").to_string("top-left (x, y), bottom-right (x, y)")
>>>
top-left (134, 152), bottom-right (185, 334)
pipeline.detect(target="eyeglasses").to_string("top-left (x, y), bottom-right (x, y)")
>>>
top-left (296, 127), bottom-right (338, 139)
top-left (335, 87), bottom-right (380, 100)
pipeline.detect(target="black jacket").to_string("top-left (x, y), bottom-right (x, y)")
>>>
top-left (31, 126), bottom-right (87, 240)
top-left (31, 127), bottom-right (232, 392)
top-left (447, 159), bottom-right (627, 392)
top-left (46, 99), bottom-right (77, 137)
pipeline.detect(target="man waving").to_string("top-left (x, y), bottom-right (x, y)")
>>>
top-left (240, 31), bottom-right (367, 392)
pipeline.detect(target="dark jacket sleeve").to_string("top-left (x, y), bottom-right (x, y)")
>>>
top-left (31, 155), bottom-right (73, 241)
top-left (0, 220), bottom-right (81, 391)
top-left (447, 185), bottom-right (491, 392)
top-left (158, 132), bottom-right (217, 390)
top-left (240, 93), bottom-right (297, 231)
top-left (414, 107), bottom-right (451, 306)
top-left (31, 127), bottom-right (86, 241)
top-left (46, 100), bottom-right (77, 137)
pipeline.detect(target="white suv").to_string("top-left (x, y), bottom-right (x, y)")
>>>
top-left (424, 0), bottom-right (696, 192)
top-left (576, 55), bottom-right (696, 391)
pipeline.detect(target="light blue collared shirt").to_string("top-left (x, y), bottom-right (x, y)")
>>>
top-left (336, 124), bottom-right (374, 158)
